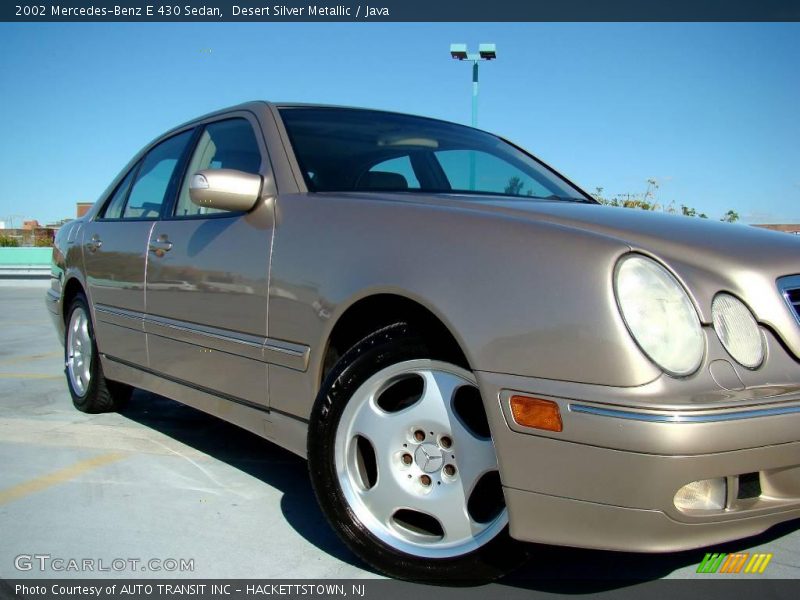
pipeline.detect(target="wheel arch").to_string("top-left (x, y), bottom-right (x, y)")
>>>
top-left (62, 277), bottom-right (87, 323)
top-left (319, 293), bottom-right (471, 388)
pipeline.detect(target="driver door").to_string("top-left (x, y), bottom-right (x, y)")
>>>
top-left (143, 115), bottom-right (274, 408)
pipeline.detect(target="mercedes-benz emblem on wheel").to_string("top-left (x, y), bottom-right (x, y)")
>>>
top-left (415, 443), bottom-right (444, 473)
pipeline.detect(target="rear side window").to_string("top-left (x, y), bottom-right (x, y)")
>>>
top-left (101, 167), bottom-right (137, 219)
top-left (123, 130), bottom-right (193, 219)
top-left (174, 119), bottom-right (262, 217)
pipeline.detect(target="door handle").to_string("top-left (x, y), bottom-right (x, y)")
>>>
top-left (87, 235), bottom-right (102, 252)
top-left (149, 235), bottom-right (173, 256)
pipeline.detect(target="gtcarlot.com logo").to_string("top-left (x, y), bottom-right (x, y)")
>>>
top-left (14, 554), bottom-right (195, 573)
top-left (696, 552), bottom-right (773, 574)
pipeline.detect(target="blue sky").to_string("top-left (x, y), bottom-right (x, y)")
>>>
top-left (0, 22), bottom-right (798, 226)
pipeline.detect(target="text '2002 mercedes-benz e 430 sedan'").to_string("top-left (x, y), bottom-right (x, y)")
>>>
top-left (46, 102), bottom-right (800, 582)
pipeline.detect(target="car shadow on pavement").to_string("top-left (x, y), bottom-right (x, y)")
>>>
top-left (498, 518), bottom-right (800, 592)
top-left (119, 390), bottom-right (377, 575)
top-left (119, 390), bottom-right (800, 590)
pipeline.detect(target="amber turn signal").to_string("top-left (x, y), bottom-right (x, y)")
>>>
top-left (509, 395), bottom-right (563, 432)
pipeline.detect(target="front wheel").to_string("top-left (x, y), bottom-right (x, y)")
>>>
top-left (65, 293), bottom-right (131, 413)
top-left (308, 323), bottom-right (527, 583)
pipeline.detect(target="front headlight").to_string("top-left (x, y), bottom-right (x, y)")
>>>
top-left (614, 255), bottom-right (704, 376)
top-left (712, 294), bottom-right (764, 369)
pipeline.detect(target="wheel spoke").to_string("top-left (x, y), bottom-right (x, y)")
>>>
top-left (350, 396), bottom-right (396, 440)
top-left (81, 360), bottom-right (91, 388)
top-left (435, 492), bottom-right (478, 544)
top-left (396, 482), bottom-right (477, 544)
top-left (402, 370), bottom-right (464, 427)
top-left (357, 469), bottom-right (407, 527)
top-left (449, 427), bottom-right (498, 496)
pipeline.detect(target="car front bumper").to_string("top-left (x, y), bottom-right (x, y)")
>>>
top-left (477, 332), bottom-right (800, 552)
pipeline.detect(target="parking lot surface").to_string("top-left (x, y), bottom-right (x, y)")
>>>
top-left (2, 285), bottom-right (800, 588)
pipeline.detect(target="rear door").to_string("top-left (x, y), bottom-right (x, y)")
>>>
top-left (83, 129), bottom-right (194, 366)
top-left (144, 115), bottom-right (274, 408)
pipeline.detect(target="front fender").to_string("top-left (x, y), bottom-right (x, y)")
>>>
top-left (268, 194), bottom-right (658, 393)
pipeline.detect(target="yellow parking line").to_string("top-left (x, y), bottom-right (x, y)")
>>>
top-left (0, 373), bottom-right (62, 380)
top-left (0, 452), bottom-right (125, 506)
top-left (0, 351), bottom-right (62, 365)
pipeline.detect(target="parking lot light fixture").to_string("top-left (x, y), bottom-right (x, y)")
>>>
top-left (449, 43), bottom-right (496, 190)
top-left (448, 42), bottom-right (497, 127)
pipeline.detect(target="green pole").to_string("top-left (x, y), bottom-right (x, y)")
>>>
top-left (471, 61), bottom-right (479, 127)
top-left (469, 61), bottom-right (479, 190)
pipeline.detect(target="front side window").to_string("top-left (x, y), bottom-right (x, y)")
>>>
top-left (123, 130), bottom-right (193, 219)
top-left (174, 119), bottom-right (262, 217)
top-left (278, 107), bottom-right (588, 202)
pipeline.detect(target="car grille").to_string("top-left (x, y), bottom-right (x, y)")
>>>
top-left (778, 275), bottom-right (800, 324)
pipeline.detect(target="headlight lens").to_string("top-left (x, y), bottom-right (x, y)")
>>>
top-left (615, 255), bottom-right (704, 376)
top-left (712, 294), bottom-right (764, 368)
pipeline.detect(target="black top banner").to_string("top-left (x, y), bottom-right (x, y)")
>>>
top-left (3, 0), bottom-right (800, 22)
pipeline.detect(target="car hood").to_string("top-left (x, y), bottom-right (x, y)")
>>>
top-left (476, 198), bottom-right (796, 272)
top-left (358, 192), bottom-right (798, 274)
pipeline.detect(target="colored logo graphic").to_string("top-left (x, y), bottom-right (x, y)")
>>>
top-left (696, 552), bottom-right (773, 574)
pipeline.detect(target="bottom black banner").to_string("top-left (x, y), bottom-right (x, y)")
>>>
top-left (2, 579), bottom-right (800, 600)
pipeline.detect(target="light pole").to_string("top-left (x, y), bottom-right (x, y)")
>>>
top-left (449, 43), bottom-right (497, 127)
top-left (449, 43), bottom-right (496, 190)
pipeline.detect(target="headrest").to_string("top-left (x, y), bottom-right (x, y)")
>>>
top-left (357, 171), bottom-right (408, 190)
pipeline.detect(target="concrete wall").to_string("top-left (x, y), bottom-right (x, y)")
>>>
top-left (0, 247), bottom-right (53, 265)
top-left (0, 247), bottom-right (52, 279)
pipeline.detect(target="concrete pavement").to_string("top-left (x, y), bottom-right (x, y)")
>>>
top-left (1, 285), bottom-right (799, 588)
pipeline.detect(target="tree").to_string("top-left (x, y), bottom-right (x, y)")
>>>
top-left (680, 205), bottom-right (707, 219)
top-left (504, 176), bottom-right (525, 196)
top-left (593, 188), bottom-right (658, 211)
top-left (592, 182), bottom-right (737, 222)
top-left (721, 210), bottom-right (740, 223)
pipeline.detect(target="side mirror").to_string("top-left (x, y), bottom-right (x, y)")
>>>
top-left (189, 169), bottom-right (262, 212)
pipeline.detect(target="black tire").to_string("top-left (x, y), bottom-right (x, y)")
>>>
top-left (307, 322), bottom-right (528, 583)
top-left (64, 293), bottom-right (132, 413)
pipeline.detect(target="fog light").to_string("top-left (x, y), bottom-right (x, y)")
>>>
top-left (674, 478), bottom-right (727, 510)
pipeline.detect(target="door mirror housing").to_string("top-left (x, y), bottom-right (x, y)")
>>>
top-left (189, 169), bottom-right (262, 212)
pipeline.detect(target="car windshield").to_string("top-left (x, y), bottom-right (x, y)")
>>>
top-left (278, 107), bottom-right (590, 202)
